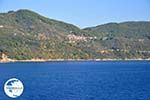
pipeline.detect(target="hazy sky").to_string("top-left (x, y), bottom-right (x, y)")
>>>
top-left (0, 0), bottom-right (150, 28)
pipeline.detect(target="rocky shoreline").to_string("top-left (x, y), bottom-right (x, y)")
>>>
top-left (0, 53), bottom-right (149, 63)
top-left (0, 58), bottom-right (150, 63)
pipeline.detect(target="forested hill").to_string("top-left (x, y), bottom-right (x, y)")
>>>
top-left (0, 9), bottom-right (150, 60)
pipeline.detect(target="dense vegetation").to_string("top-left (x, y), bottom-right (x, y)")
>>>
top-left (0, 9), bottom-right (150, 60)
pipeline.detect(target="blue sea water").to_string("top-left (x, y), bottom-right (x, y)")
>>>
top-left (0, 61), bottom-right (150, 100)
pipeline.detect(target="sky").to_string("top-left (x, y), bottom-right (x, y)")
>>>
top-left (0, 0), bottom-right (150, 28)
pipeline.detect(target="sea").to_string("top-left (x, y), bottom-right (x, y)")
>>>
top-left (0, 61), bottom-right (150, 100)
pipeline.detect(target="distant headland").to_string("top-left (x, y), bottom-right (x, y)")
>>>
top-left (0, 9), bottom-right (150, 62)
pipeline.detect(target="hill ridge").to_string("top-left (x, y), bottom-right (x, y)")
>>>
top-left (0, 9), bottom-right (150, 60)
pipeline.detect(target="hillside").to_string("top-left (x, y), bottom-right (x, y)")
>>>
top-left (84, 22), bottom-right (150, 59)
top-left (0, 9), bottom-right (150, 60)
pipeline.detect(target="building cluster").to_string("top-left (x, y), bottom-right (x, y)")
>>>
top-left (67, 34), bottom-right (96, 43)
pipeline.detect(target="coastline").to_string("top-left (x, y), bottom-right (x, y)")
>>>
top-left (0, 58), bottom-right (150, 63)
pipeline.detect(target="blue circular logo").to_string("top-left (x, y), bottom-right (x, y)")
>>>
top-left (4, 78), bottom-right (24, 98)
